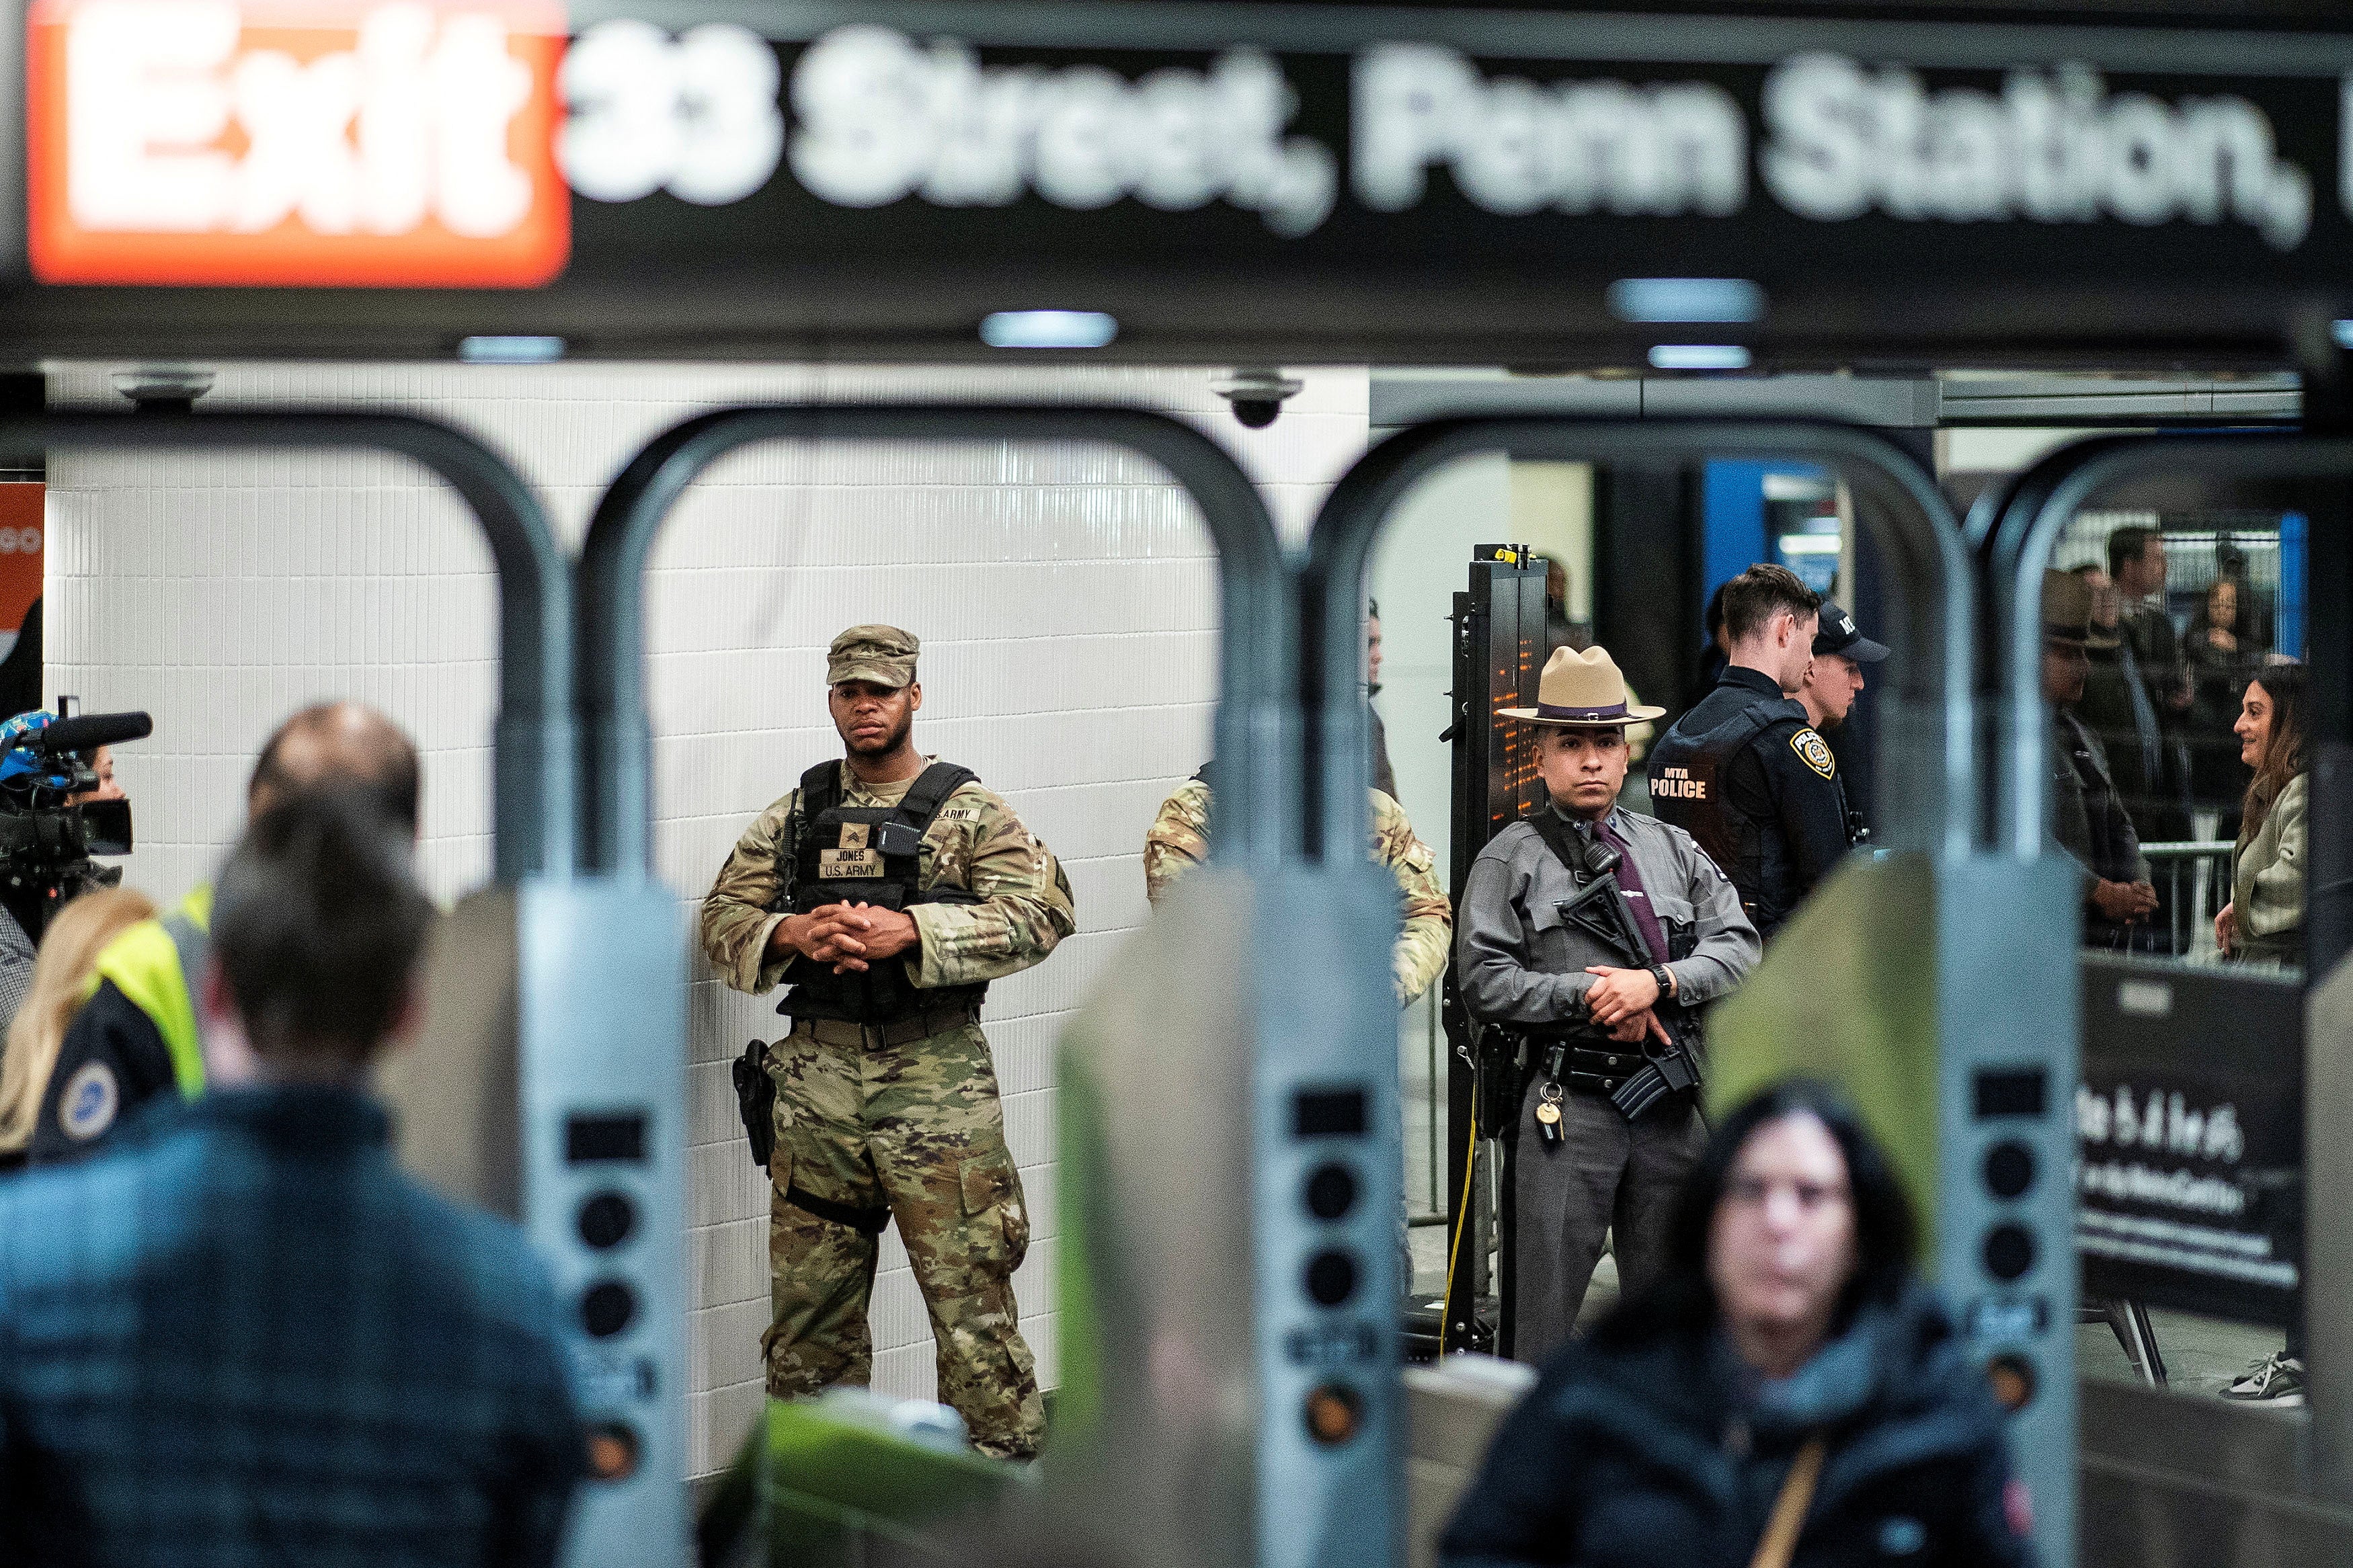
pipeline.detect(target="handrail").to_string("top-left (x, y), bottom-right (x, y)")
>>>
top-left (22, 410), bottom-right (572, 878)
top-left (1302, 417), bottom-right (1975, 864)
top-left (575, 405), bottom-right (1287, 876)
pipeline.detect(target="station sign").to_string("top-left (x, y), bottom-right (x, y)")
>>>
top-left (25, 0), bottom-right (568, 285)
top-left (17, 0), bottom-right (2353, 327)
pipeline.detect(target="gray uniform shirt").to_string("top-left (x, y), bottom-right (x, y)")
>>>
top-left (1456, 803), bottom-right (1761, 1028)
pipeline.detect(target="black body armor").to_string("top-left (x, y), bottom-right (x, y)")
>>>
top-left (1648, 699), bottom-right (1798, 932)
top-left (778, 760), bottom-right (986, 1023)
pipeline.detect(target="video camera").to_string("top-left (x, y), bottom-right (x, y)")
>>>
top-left (0, 705), bottom-right (151, 940)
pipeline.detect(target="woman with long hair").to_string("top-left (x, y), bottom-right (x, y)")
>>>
top-left (1440, 1081), bottom-right (2031, 1568)
top-left (2215, 662), bottom-right (2306, 968)
top-left (0, 886), bottom-right (157, 1169)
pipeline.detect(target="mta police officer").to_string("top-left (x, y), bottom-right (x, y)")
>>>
top-left (1456, 646), bottom-right (1759, 1362)
top-left (1796, 601), bottom-right (1890, 846)
top-left (1647, 564), bottom-right (1847, 940)
top-left (701, 626), bottom-right (1074, 1460)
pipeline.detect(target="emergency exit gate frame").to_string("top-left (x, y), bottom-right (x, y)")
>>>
top-left (4, 409), bottom-right (575, 876)
top-left (3, 409), bottom-right (701, 1568)
top-left (575, 405), bottom-right (1294, 875)
top-left (573, 404), bottom-right (1438, 1568)
top-left (1297, 416), bottom-right (2079, 1568)
top-left (1981, 431), bottom-right (2353, 1564)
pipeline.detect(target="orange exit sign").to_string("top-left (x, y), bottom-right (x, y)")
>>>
top-left (26, 0), bottom-right (569, 287)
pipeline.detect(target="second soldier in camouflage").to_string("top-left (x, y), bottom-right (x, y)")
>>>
top-left (701, 624), bottom-right (1074, 1460)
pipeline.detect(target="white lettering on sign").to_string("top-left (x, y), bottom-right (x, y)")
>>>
top-left (1763, 54), bottom-right (2312, 250)
top-left (58, 1), bottom-right (536, 238)
top-left (1353, 44), bottom-right (1745, 217)
top-left (2077, 1082), bottom-right (2244, 1163)
top-left (0, 530), bottom-right (41, 554)
top-left (560, 19), bottom-right (783, 205)
top-left (787, 25), bottom-right (1337, 236)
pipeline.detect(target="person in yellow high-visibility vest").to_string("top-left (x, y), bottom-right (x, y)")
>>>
top-left (28, 703), bottom-right (419, 1163)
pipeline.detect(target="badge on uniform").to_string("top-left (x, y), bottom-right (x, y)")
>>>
top-left (60, 1059), bottom-right (118, 1141)
top-left (1791, 727), bottom-right (1837, 779)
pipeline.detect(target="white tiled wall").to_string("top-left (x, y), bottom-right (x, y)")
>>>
top-left (42, 359), bottom-right (1367, 1477)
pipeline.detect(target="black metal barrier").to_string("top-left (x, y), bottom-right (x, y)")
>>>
top-left (1295, 416), bottom-right (1975, 1361)
top-left (576, 405), bottom-right (1287, 876)
top-left (1980, 431), bottom-right (2353, 1512)
top-left (8, 411), bottom-right (573, 876)
top-left (1298, 417), bottom-right (1977, 865)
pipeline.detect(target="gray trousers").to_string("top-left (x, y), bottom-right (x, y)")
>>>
top-left (1513, 1083), bottom-right (1706, 1364)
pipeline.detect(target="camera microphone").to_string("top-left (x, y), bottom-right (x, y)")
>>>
top-left (35, 711), bottom-right (153, 754)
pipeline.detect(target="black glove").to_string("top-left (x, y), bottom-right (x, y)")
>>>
top-left (731, 1040), bottom-right (776, 1169)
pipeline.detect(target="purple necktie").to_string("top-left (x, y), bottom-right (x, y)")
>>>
top-left (1597, 817), bottom-right (1670, 966)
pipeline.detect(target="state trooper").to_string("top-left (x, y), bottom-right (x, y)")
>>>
top-left (2042, 571), bottom-right (2159, 947)
top-left (1647, 563), bottom-right (1848, 939)
top-left (1143, 766), bottom-right (1451, 1006)
top-left (701, 625), bottom-right (1074, 1461)
top-left (1795, 600), bottom-right (1890, 847)
top-left (1455, 645), bottom-right (1759, 1362)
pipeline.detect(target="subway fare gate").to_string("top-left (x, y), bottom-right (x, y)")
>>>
top-left (18, 2), bottom-right (2353, 1565)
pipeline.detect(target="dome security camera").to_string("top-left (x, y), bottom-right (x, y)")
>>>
top-left (1213, 368), bottom-right (1304, 429)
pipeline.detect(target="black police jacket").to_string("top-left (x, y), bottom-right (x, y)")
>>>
top-left (1439, 1284), bottom-right (2035, 1568)
top-left (1647, 666), bottom-right (1850, 938)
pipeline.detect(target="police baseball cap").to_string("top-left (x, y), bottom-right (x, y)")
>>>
top-left (827, 625), bottom-right (919, 688)
top-left (1812, 603), bottom-right (1890, 663)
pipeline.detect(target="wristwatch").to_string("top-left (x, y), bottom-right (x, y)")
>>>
top-left (1649, 964), bottom-right (1675, 999)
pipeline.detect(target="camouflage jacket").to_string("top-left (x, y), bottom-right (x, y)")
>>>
top-left (701, 761), bottom-right (1076, 997)
top-left (1143, 779), bottom-right (1452, 1006)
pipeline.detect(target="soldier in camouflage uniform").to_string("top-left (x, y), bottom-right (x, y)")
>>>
top-left (1144, 774), bottom-right (1451, 1005)
top-left (701, 625), bottom-right (1074, 1460)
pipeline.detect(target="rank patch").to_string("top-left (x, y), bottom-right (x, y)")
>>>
top-left (1792, 728), bottom-right (1837, 779)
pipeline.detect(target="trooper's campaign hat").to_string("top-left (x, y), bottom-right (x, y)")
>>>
top-left (1499, 645), bottom-right (1666, 727)
top-left (2040, 569), bottom-right (2114, 649)
top-left (1812, 602), bottom-right (1891, 663)
top-left (827, 624), bottom-right (920, 687)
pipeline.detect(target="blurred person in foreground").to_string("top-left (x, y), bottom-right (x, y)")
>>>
top-left (2215, 662), bottom-right (2307, 971)
top-left (26, 702), bottom-right (418, 1163)
top-left (0, 886), bottom-right (155, 1173)
top-left (1439, 1080), bottom-right (2034, 1568)
top-left (0, 790), bottom-right (582, 1565)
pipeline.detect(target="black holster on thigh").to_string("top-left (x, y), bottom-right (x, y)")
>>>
top-left (731, 1040), bottom-right (776, 1169)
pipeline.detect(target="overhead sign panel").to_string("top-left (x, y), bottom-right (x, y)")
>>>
top-left (26, 0), bottom-right (569, 286)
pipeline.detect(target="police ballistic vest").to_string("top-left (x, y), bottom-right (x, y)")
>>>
top-left (85, 886), bottom-right (214, 1100)
top-left (779, 761), bottom-right (987, 1024)
top-left (1646, 696), bottom-right (1801, 930)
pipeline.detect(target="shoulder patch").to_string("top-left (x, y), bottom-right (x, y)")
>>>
top-left (60, 1059), bottom-right (120, 1141)
top-left (939, 805), bottom-right (984, 823)
top-left (1790, 727), bottom-right (1837, 780)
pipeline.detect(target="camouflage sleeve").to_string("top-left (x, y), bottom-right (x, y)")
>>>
top-left (1371, 790), bottom-right (1452, 1006)
top-left (699, 792), bottom-right (798, 994)
top-left (1142, 780), bottom-right (1213, 905)
top-left (909, 784), bottom-right (1078, 989)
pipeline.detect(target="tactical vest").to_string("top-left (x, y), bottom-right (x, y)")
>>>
top-left (779, 761), bottom-right (987, 1024)
top-left (1647, 700), bottom-right (1794, 931)
top-left (85, 886), bottom-right (213, 1100)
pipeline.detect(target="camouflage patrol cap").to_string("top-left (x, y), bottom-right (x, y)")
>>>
top-left (827, 624), bottom-right (920, 688)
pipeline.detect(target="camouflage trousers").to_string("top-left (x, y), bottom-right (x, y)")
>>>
top-left (762, 1016), bottom-right (1045, 1460)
